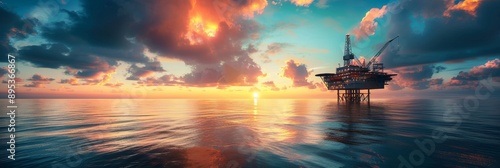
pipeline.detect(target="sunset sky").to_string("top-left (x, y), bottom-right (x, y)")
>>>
top-left (1, 0), bottom-right (499, 99)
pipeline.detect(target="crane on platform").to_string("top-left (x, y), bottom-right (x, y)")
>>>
top-left (365, 36), bottom-right (399, 70)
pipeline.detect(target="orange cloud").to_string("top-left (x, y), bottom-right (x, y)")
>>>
top-left (238, 0), bottom-right (268, 18)
top-left (351, 5), bottom-right (388, 40)
top-left (186, 0), bottom-right (268, 44)
top-left (444, 0), bottom-right (481, 17)
top-left (290, 0), bottom-right (314, 6)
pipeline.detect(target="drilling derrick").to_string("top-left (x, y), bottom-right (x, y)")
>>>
top-left (343, 35), bottom-right (354, 66)
top-left (315, 35), bottom-right (398, 103)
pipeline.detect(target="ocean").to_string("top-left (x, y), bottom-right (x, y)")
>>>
top-left (1, 98), bottom-right (499, 167)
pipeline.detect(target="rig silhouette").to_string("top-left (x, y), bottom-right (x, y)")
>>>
top-left (316, 35), bottom-right (398, 103)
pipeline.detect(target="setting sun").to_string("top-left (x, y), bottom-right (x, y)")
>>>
top-left (1, 0), bottom-right (499, 167)
top-left (253, 92), bottom-right (259, 98)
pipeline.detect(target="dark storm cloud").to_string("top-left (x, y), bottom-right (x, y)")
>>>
top-left (41, 0), bottom-right (140, 49)
top-left (137, 17), bottom-right (261, 64)
top-left (380, 0), bottom-right (500, 68)
top-left (18, 44), bottom-right (70, 69)
top-left (120, 0), bottom-right (264, 86)
top-left (14, 0), bottom-right (150, 80)
top-left (13, 0), bottom-right (265, 86)
top-left (113, 0), bottom-right (267, 89)
top-left (0, 7), bottom-right (37, 62)
top-left (36, 0), bottom-right (150, 63)
top-left (18, 44), bottom-right (116, 79)
top-left (398, 65), bottom-right (434, 81)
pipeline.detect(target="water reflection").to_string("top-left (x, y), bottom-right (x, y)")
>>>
top-left (324, 103), bottom-right (388, 145)
top-left (1, 99), bottom-right (499, 167)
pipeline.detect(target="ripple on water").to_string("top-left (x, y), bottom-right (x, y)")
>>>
top-left (0, 99), bottom-right (499, 167)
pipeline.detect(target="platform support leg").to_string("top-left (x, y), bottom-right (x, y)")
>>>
top-left (337, 90), bottom-right (339, 103)
top-left (368, 89), bottom-right (370, 103)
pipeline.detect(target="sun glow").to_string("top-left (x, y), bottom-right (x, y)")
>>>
top-left (253, 92), bottom-right (259, 98)
top-left (185, 0), bottom-right (221, 43)
top-left (188, 15), bottom-right (218, 38)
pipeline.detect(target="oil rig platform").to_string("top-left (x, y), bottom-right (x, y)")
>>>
top-left (316, 35), bottom-right (398, 103)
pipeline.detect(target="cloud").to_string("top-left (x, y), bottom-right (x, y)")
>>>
top-left (261, 43), bottom-right (291, 63)
top-left (126, 59), bottom-right (166, 80)
top-left (24, 74), bottom-right (55, 88)
top-left (80, 76), bottom-right (114, 86)
top-left (19, 44), bottom-right (117, 79)
top-left (315, 0), bottom-right (329, 8)
top-left (211, 0), bottom-right (268, 19)
top-left (435, 65), bottom-right (446, 73)
top-left (183, 57), bottom-right (263, 86)
top-left (17, 1), bottom-right (147, 80)
top-left (13, 0), bottom-right (267, 87)
top-left (130, 0), bottom-right (265, 65)
top-left (29, 74), bottom-right (55, 81)
top-left (290, 0), bottom-right (314, 7)
top-left (249, 86), bottom-right (260, 92)
top-left (104, 83), bottom-right (124, 88)
top-left (444, 0), bottom-right (481, 17)
top-left (59, 78), bottom-right (79, 85)
top-left (388, 64), bottom-right (444, 90)
top-left (122, 0), bottom-right (265, 86)
top-left (269, 22), bottom-right (298, 31)
top-left (266, 43), bottom-right (290, 55)
top-left (59, 72), bottom-right (117, 86)
top-left (351, 5), bottom-right (388, 41)
top-left (380, 0), bottom-right (500, 68)
top-left (0, 67), bottom-right (8, 78)
top-left (38, 3), bottom-right (150, 63)
top-left (446, 58), bottom-right (500, 88)
top-left (270, 0), bottom-right (315, 7)
top-left (0, 7), bottom-right (37, 62)
top-left (281, 59), bottom-right (316, 89)
top-left (262, 81), bottom-right (280, 91)
top-left (137, 74), bottom-right (182, 86)
top-left (2, 77), bottom-right (23, 84)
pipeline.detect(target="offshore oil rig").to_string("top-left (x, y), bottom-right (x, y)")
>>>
top-left (316, 35), bottom-right (398, 103)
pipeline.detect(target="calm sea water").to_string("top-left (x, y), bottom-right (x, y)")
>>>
top-left (1, 98), bottom-right (499, 167)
